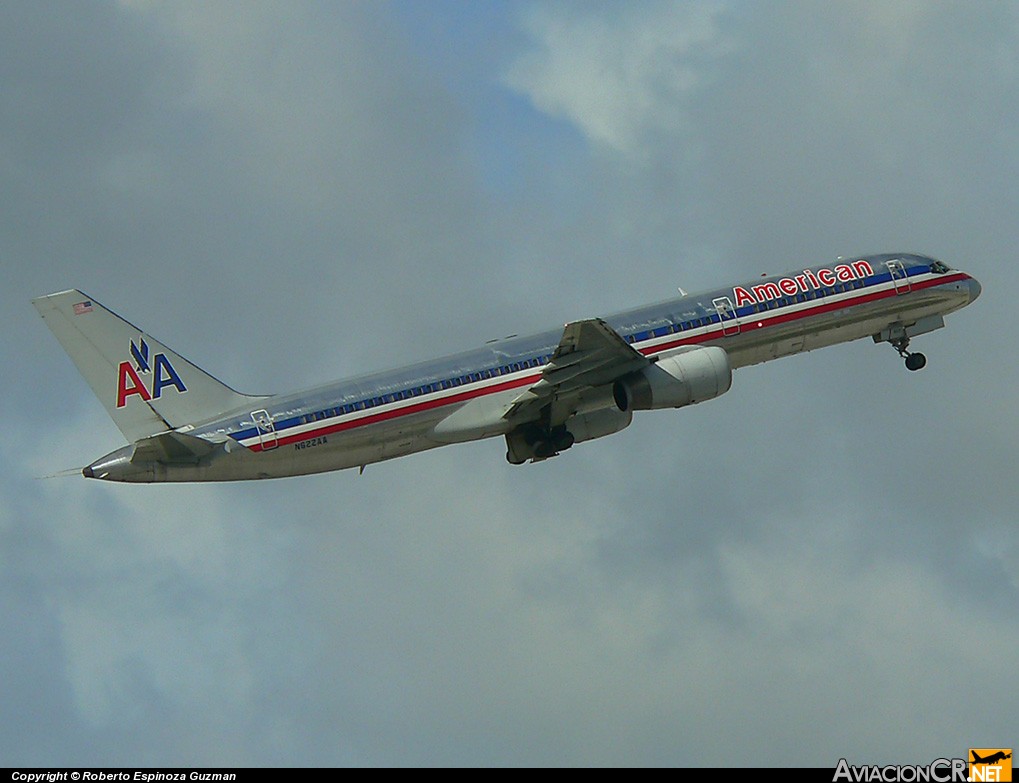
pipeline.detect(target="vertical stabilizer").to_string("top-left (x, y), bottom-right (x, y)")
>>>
top-left (32, 290), bottom-right (266, 442)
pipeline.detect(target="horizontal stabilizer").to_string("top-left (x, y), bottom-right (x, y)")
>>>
top-left (131, 431), bottom-right (218, 464)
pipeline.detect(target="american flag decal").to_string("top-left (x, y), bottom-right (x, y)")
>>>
top-left (73, 300), bottom-right (93, 315)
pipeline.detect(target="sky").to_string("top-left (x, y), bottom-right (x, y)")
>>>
top-left (2, 0), bottom-right (1017, 767)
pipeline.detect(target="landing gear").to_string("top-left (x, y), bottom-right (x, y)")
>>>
top-left (874, 317), bottom-right (945, 372)
top-left (890, 334), bottom-right (927, 372)
top-left (549, 425), bottom-right (575, 452)
top-left (533, 440), bottom-right (557, 460)
top-left (505, 423), bottom-right (576, 464)
top-left (506, 450), bottom-right (527, 465)
top-left (527, 425), bottom-right (575, 460)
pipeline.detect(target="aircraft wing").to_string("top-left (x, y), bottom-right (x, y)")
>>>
top-left (503, 318), bottom-right (648, 426)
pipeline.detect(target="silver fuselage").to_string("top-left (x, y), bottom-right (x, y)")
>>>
top-left (85, 253), bottom-right (980, 481)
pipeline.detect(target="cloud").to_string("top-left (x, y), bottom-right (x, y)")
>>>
top-left (505, 1), bottom-right (730, 158)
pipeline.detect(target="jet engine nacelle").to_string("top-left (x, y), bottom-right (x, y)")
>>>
top-left (612, 345), bottom-right (731, 412)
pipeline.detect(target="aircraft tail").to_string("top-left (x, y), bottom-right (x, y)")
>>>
top-left (33, 289), bottom-right (266, 443)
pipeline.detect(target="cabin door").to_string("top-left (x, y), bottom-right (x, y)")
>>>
top-left (712, 296), bottom-right (741, 336)
top-left (251, 409), bottom-right (278, 451)
top-left (887, 260), bottom-right (911, 295)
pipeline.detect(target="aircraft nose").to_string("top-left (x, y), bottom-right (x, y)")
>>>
top-left (968, 277), bottom-right (982, 304)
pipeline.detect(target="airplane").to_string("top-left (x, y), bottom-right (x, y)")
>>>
top-left (32, 252), bottom-right (980, 483)
top-left (971, 751), bottom-right (1011, 765)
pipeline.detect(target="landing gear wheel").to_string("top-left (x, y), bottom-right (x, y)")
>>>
top-left (533, 441), bottom-right (557, 460)
top-left (549, 425), bottom-right (575, 452)
top-left (889, 333), bottom-right (926, 372)
top-left (905, 352), bottom-right (926, 371)
top-left (506, 450), bottom-right (526, 465)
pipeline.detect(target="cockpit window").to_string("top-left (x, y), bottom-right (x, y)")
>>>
top-left (930, 260), bottom-right (952, 274)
